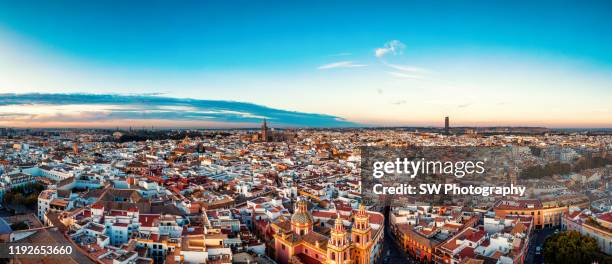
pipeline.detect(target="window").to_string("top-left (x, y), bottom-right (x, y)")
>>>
top-left (282, 244), bottom-right (286, 250)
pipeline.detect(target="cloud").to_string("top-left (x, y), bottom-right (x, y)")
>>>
top-left (317, 61), bottom-right (367, 70)
top-left (375, 40), bottom-right (406, 58)
top-left (457, 103), bottom-right (471, 108)
top-left (384, 63), bottom-right (432, 81)
top-left (376, 88), bottom-right (384, 95)
top-left (391, 100), bottom-right (407, 105)
top-left (385, 64), bottom-right (430, 74)
top-left (0, 93), bottom-right (358, 127)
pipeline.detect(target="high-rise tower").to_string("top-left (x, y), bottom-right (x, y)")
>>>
top-left (444, 116), bottom-right (450, 134)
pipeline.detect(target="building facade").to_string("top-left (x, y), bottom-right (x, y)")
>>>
top-left (272, 200), bottom-right (384, 264)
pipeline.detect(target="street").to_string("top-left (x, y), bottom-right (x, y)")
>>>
top-left (525, 227), bottom-right (556, 264)
top-left (380, 206), bottom-right (420, 264)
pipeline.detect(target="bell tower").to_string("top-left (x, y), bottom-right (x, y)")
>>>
top-left (261, 119), bottom-right (269, 142)
top-left (351, 204), bottom-right (371, 264)
top-left (327, 215), bottom-right (351, 264)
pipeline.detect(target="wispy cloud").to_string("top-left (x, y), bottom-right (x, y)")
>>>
top-left (385, 64), bottom-right (430, 74)
top-left (391, 100), bottom-right (407, 105)
top-left (317, 61), bottom-right (367, 70)
top-left (375, 40), bottom-right (406, 58)
top-left (0, 93), bottom-right (358, 127)
top-left (384, 62), bottom-right (432, 81)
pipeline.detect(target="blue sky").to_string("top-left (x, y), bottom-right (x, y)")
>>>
top-left (0, 0), bottom-right (611, 127)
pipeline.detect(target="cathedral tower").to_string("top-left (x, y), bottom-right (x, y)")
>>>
top-left (262, 119), bottom-right (269, 142)
top-left (351, 204), bottom-right (372, 264)
top-left (327, 215), bottom-right (351, 264)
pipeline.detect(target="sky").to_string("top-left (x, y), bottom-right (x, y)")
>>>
top-left (0, 0), bottom-right (611, 128)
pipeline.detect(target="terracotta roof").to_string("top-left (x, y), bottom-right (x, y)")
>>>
top-left (139, 214), bottom-right (161, 227)
top-left (599, 212), bottom-right (612, 223)
top-left (301, 231), bottom-right (328, 250)
top-left (458, 246), bottom-right (475, 259)
top-left (292, 253), bottom-right (323, 264)
top-left (465, 229), bottom-right (485, 243)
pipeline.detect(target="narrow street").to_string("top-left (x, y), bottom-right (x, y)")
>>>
top-left (525, 227), bottom-right (555, 264)
top-left (381, 206), bottom-right (419, 264)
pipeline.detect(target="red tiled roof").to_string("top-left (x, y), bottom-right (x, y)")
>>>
top-left (312, 211), bottom-right (336, 218)
top-left (458, 246), bottom-right (475, 259)
top-left (109, 210), bottom-right (129, 216)
top-left (494, 200), bottom-right (542, 210)
top-left (293, 253), bottom-right (322, 264)
top-left (480, 239), bottom-right (490, 247)
top-left (599, 212), bottom-right (612, 223)
top-left (568, 211), bottom-right (581, 219)
top-left (139, 214), bottom-right (161, 227)
top-left (465, 229), bottom-right (485, 243)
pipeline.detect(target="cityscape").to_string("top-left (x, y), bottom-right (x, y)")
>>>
top-left (0, 120), bottom-right (610, 264)
top-left (1, 1), bottom-right (612, 264)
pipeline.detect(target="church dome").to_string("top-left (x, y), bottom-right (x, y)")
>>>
top-left (291, 199), bottom-right (314, 225)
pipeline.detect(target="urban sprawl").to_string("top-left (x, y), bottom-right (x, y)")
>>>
top-left (0, 121), bottom-right (610, 264)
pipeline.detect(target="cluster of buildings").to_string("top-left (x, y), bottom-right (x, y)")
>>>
top-left (390, 205), bottom-right (532, 264)
top-left (563, 209), bottom-right (612, 255)
top-left (0, 123), bottom-right (609, 263)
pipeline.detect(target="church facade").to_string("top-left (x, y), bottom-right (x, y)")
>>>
top-left (271, 199), bottom-right (385, 264)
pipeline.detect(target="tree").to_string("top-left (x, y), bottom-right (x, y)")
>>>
top-left (543, 231), bottom-right (605, 264)
top-left (12, 193), bottom-right (25, 205)
top-left (25, 193), bottom-right (38, 207)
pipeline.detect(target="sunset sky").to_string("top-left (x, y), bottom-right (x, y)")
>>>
top-left (0, 0), bottom-right (611, 128)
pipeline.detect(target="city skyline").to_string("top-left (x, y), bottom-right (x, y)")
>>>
top-left (1, 0), bottom-right (612, 128)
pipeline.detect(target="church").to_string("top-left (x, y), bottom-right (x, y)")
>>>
top-left (252, 119), bottom-right (292, 142)
top-left (271, 199), bottom-right (385, 264)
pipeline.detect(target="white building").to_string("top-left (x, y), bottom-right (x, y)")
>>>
top-left (38, 189), bottom-right (58, 220)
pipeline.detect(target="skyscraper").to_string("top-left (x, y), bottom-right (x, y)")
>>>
top-left (444, 116), bottom-right (450, 134)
